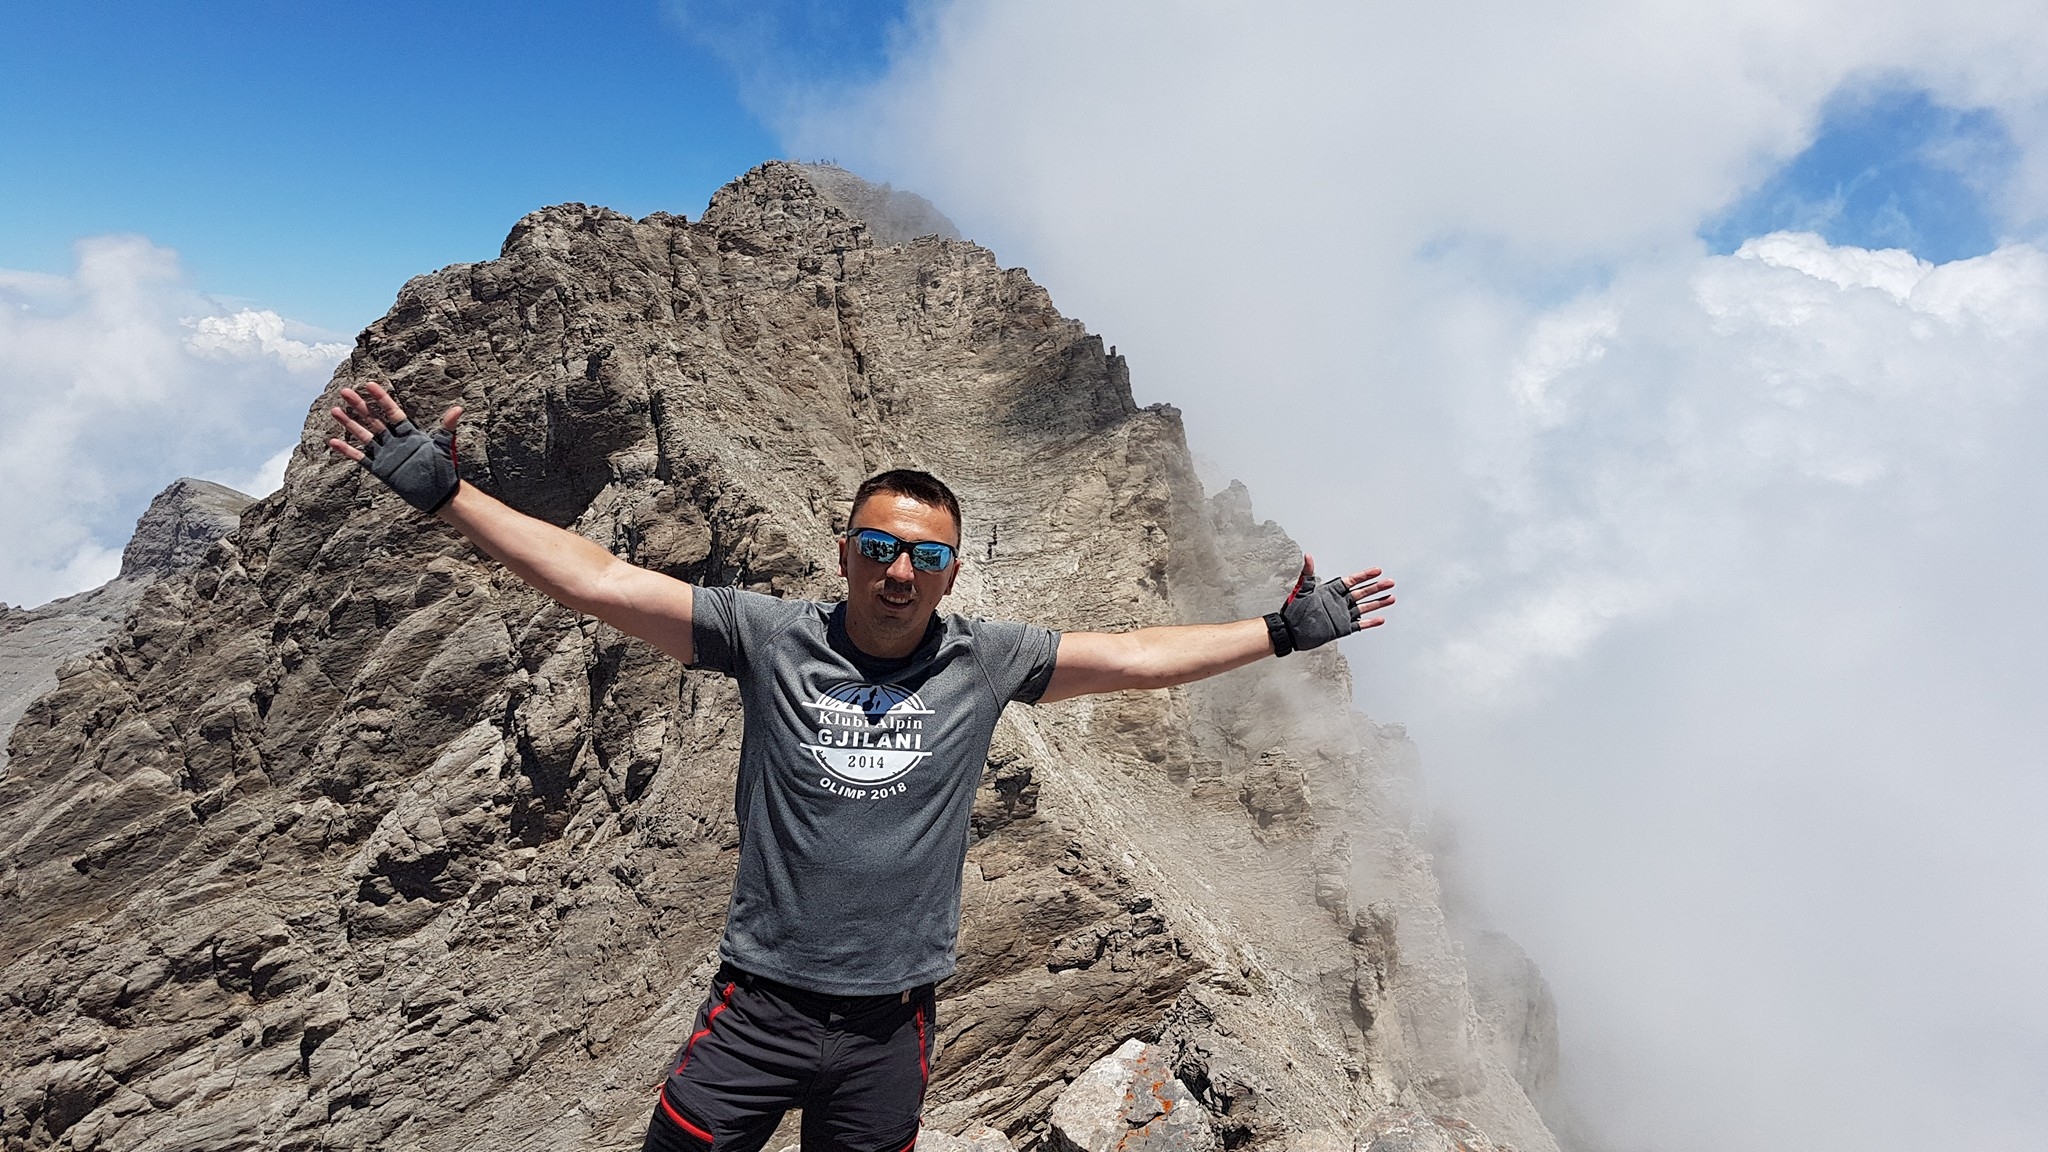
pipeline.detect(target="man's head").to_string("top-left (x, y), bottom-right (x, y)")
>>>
top-left (837, 470), bottom-right (964, 657)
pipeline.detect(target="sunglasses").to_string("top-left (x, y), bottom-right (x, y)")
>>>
top-left (848, 528), bottom-right (957, 572)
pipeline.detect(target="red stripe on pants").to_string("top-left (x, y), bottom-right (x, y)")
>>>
top-left (655, 980), bottom-right (739, 1146)
top-left (659, 1092), bottom-right (716, 1144)
top-left (913, 1005), bottom-right (929, 1086)
top-left (672, 981), bottom-right (739, 1077)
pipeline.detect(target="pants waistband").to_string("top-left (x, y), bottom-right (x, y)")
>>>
top-left (717, 963), bottom-right (932, 1011)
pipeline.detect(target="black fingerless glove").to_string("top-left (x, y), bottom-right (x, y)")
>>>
top-left (360, 419), bottom-right (459, 513)
top-left (1265, 576), bottom-right (1360, 656)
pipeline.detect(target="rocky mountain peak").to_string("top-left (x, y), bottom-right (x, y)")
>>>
top-left (692, 160), bottom-right (962, 251)
top-left (118, 477), bottom-right (254, 580)
top-left (793, 163), bottom-right (963, 245)
top-left (3, 477), bottom-right (252, 775)
top-left (0, 163), bottom-right (1564, 1152)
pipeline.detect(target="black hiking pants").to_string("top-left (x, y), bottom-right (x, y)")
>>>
top-left (644, 964), bottom-right (936, 1152)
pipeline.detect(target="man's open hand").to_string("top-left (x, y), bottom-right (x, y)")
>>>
top-left (1276, 554), bottom-right (1396, 654)
top-left (326, 382), bottom-right (465, 513)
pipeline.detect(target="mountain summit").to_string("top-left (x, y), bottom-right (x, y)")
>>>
top-left (0, 163), bottom-right (1562, 1152)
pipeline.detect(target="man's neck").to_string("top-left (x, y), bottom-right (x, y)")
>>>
top-left (843, 612), bottom-right (931, 661)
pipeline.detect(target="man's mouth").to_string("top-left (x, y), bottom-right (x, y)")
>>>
top-left (879, 586), bottom-right (916, 608)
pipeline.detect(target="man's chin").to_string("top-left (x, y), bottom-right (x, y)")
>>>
top-left (867, 594), bottom-right (921, 622)
top-left (846, 595), bottom-right (932, 657)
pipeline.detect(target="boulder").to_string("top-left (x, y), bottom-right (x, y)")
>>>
top-left (1050, 1039), bottom-right (1217, 1152)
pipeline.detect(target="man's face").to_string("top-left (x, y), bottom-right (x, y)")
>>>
top-left (838, 492), bottom-right (961, 642)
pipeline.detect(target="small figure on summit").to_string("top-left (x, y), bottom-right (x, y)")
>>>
top-left (327, 381), bottom-right (1394, 1152)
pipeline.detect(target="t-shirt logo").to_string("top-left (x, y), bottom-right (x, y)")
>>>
top-left (802, 681), bottom-right (933, 786)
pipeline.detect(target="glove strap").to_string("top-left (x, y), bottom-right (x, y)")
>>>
top-left (423, 477), bottom-right (461, 515)
top-left (1264, 612), bottom-right (1294, 657)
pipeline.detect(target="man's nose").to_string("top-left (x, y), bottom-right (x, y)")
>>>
top-left (886, 552), bottom-right (918, 581)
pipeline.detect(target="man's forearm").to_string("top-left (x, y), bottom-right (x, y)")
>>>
top-left (1038, 618), bottom-right (1271, 702)
top-left (325, 385), bottom-right (698, 661)
top-left (436, 481), bottom-right (623, 612)
top-left (436, 483), bottom-right (697, 663)
top-left (1117, 619), bottom-right (1272, 688)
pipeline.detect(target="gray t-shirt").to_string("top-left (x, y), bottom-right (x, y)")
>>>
top-left (691, 586), bottom-right (1061, 995)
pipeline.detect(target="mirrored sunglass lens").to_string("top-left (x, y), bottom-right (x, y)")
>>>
top-left (856, 531), bottom-right (900, 562)
top-left (911, 543), bottom-right (952, 570)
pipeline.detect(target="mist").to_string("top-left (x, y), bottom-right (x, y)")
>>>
top-left (764, 3), bottom-right (2048, 1148)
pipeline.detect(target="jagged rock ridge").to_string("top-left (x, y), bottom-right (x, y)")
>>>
top-left (0, 163), bottom-right (1562, 1152)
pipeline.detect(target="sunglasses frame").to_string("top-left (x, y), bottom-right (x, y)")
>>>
top-left (848, 528), bottom-right (957, 572)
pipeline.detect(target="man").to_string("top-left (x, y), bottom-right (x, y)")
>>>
top-left (326, 382), bottom-right (1395, 1152)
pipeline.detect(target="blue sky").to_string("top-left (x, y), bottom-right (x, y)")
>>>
top-left (0, 0), bottom-right (907, 334)
top-left (1703, 80), bottom-right (2018, 264)
top-left (1, 4), bottom-right (2011, 334)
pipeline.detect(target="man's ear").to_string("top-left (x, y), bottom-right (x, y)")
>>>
top-left (941, 559), bottom-right (961, 597)
top-left (837, 537), bottom-right (849, 579)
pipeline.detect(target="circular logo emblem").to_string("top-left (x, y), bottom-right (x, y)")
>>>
top-left (802, 681), bottom-right (934, 786)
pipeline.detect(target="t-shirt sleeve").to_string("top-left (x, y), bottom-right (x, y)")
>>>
top-left (974, 618), bottom-right (1062, 705)
top-left (691, 586), bottom-right (808, 676)
top-left (690, 586), bottom-right (743, 675)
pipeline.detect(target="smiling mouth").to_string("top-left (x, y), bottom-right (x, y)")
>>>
top-left (879, 586), bottom-right (916, 608)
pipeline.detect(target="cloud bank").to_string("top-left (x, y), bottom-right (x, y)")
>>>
top-left (1420, 233), bottom-right (2048, 1150)
top-left (0, 236), bottom-right (345, 608)
top-left (771, 3), bottom-right (2048, 1149)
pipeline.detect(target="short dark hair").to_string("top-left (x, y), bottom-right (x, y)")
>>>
top-left (849, 469), bottom-right (962, 542)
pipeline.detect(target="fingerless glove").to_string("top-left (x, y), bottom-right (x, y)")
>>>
top-left (360, 420), bottom-right (459, 513)
top-left (1266, 576), bottom-right (1360, 656)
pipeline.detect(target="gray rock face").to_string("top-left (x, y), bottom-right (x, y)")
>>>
top-left (0, 580), bottom-right (148, 775)
top-left (0, 163), bottom-right (1560, 1152)
top-left (1463, 932), bottom-right (1558, 1104)
top-left (118, 478), bottom-right (254, 580)
top-left (1357, 1110), bottom-right (1512, 1152)
top-left (1240, 750), bottom-right (1312, 835)
top-left (1051, 1040), bottom-right (1217, 1152)
top-left (920, 1123), bottom-right (1019, 1152)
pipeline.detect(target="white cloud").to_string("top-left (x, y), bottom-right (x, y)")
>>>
top-left (1442, 234), bottom-right (2048, 697)
top-left (1420, 233), bottom-right (2048, 1138)
top-left (0, 236), bottom-right (343, 608)
top-left (778, 4), bottom-right (2048, 1149)
top-left (1507, 303), bottom-right (1619, 428)
top-left (186, 308), bottom-right (350, 373)
top-left (1738, 231), bottom-right (1932, 300)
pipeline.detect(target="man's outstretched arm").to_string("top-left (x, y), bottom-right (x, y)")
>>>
top-left (326, 382), bottom-right (697, 665)
top-left (1037, 558), bottom-right (1394, 703)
